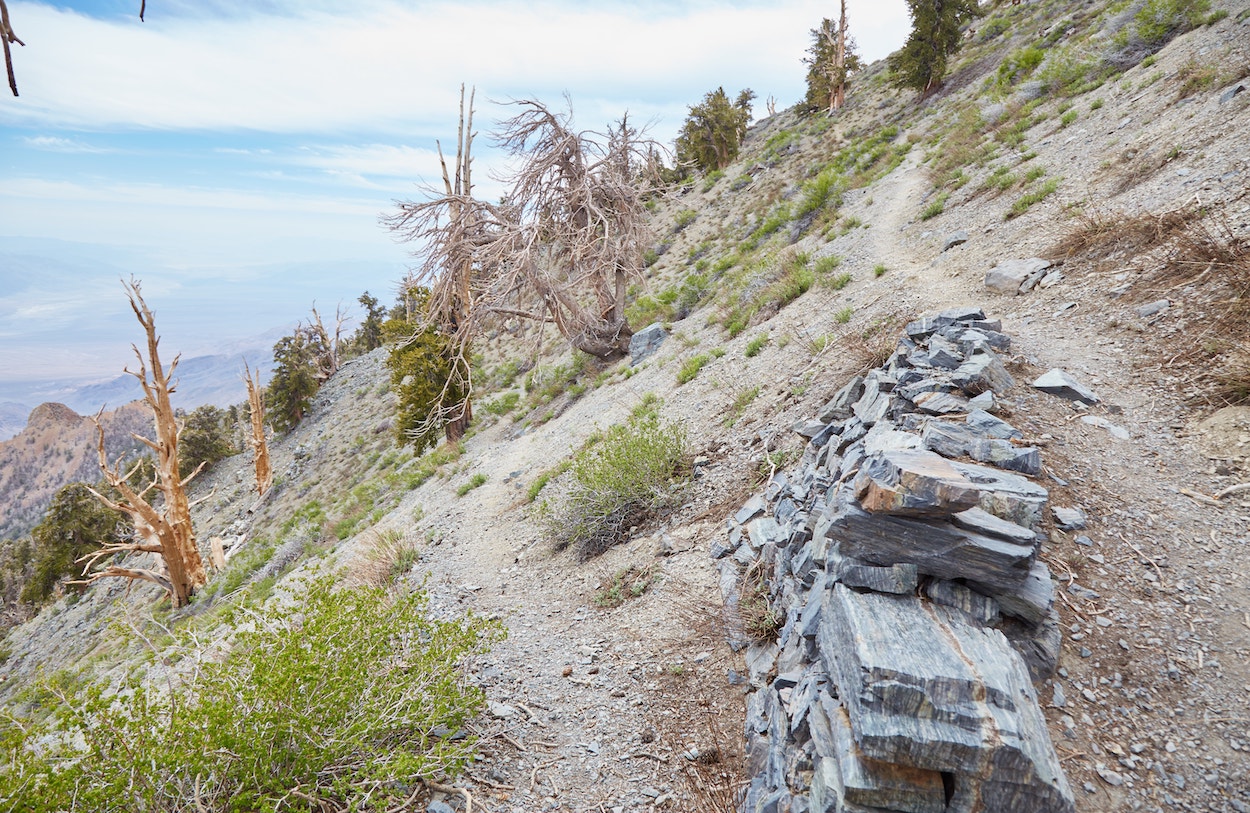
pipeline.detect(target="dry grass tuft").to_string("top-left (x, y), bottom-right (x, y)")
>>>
top-left (1049, 205), bottom-right (1197, 262)
top-left (1053, 206), bottom-right (1250, 402)
top-left (350, 528), bottom-right (421, 589)
top-left (739, 559), bottom-right (781, 644)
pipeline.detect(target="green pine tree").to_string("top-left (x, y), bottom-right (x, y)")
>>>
top-left (675, 87), bottom-right (756, 175)
top-left (888, 0), bottom-right (981, 95)
top-left (267, 330), bottom-right (323, 433)
top-left (20, 482), bottom-right (129, 604)
top-left (178, 404), bottom-right (237, 479)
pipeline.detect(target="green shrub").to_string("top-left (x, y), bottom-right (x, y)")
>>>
top-left (825, 271), bottom-right (853, 291)
top-left (673, 208), bottom-right (699, 232)
top-left (1134, 0), bottom-right (1210, 46)
top-left (920, 192), bottom-right (949, 221)
top-left (482, 391), bottom-right (521, 416)
top-left (997, 46), bottom-right (1046, 90)
top-left (545, 413), bottom-right (688, 560)
top-left (744, 334), bottom-right (770, 358)
top-left (3, 578), bottom-right (501, 811)
top-left (1060, 110), bottom-right (1078, 127)
top-left (985, 165), bottom-right (1018, 193)
top-left (725, 386), bottom-right (761, 427)
top-left (873, 263), bottom-right (888, 277)
top-left (834, 306), bottom-right (854, 324)
top-left (813, 254), bottom-right (844, 275)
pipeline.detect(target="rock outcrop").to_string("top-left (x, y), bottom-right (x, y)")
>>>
top-left (717, 307), bottom-right (1075, 813)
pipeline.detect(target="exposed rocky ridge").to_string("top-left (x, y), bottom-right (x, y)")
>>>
top-left (723, 308), bottom-right (1075, 812)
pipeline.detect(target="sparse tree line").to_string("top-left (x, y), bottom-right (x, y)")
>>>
top-left (0, 286), bottom-right (393, 622)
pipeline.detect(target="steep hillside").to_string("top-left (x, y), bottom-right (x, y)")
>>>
top-left (2, 1), bottom-right (1248, 811)
top-left (0, 401), bottom-right (151, 541)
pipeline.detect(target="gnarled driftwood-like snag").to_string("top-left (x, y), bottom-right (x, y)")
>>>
top-left (79, 278), bottom-right (208, 607)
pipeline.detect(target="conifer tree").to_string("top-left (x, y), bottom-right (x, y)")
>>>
top-left (266, 330), bottom-right (321, 433)
top-left (674, 87), bottom-right (756, 174)
top-left (804, 2), bottom-right (861, 113)
top-left (889, 0), bottom-right (981, 96)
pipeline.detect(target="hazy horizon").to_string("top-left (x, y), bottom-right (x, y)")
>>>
top-left (2, 0), bottom-right (910, 395)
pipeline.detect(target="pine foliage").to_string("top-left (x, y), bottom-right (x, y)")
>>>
top-left (888, 0), bottom-right (981, 95)
top-left (675, 87), bottom-right (756, 174)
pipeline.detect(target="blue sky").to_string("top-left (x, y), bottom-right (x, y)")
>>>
top-left (0, 0), bottom-right (909, 392)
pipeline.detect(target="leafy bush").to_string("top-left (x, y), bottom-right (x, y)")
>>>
top-left (744, 334), bottom-right (769, 358)
top-left (2, 578), bottom-right (501, 812)
top-left (544, 413), bottom-right (688, 560)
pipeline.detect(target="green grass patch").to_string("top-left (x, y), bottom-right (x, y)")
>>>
top-left (677, 353), bottom-right (715, 385)
top-left (1006, 178), bottom-right (1060, 219)
top-left (456, 473), bottom-right (487, 497)
top-left (745, 334), bottom-right (770, 358)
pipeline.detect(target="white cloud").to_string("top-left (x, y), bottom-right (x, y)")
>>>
top-left (3, 1), bottom-right (909, 135)
top-left (22, 135), bottom-right (111, 152)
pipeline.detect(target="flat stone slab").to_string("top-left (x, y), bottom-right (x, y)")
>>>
top-left (819, 585), bottom-right (1075, 812)
top-left (853, 449), bottom-right (984, 517)
top-left (1031, 369), bottom-right (1099, 405)
top-left (985, 258), bottom-right (1052, 295)
top-left (822, 493), bottom-right (1036, 592)
top-left (922, 421), bottom-right (1042, 476)
top-left (947, 460), bottom-right (1049, 529)
top-left (628, 322), bottom-right (667, 365)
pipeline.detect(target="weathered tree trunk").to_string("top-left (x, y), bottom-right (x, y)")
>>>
top-left (80, 279), bottom-right (208, 608)
top-left (832, 0), bottom-right (848, 111)
top-left (438, 85), bottom-right (477, 444)
top-left (243, 361), bottom-right (272, 496)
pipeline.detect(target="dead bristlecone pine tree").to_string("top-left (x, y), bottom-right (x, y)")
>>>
top-left (243, 360), bottom-right (273, 496)
top-left (79, 278), bottom-right (209, 608)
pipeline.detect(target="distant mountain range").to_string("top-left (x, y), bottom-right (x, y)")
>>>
top-left (0, 328), bottom-right (284, 441)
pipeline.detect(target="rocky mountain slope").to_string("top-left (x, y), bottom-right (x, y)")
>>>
top-left (0, 401), bottom-right (151, 541)
top-left (2, 1), bottom-right (1249, 811)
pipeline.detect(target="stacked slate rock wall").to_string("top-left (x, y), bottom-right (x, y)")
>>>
top-left (719, 307), bottom-right (1076, 813)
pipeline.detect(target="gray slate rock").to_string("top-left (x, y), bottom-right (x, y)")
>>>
top-left (823, 494), bottom-right (1036, 591)
top-left (1031, 369), bottom-right (1099, 405)
top-left (818, 376), bottom-right (865, 423)
top-left (628, 322), bottom-right (667, 365)
top-left (951, 506), bottom-right (1038, 546)
top-left (833, 553), bottom-right (920, 594)
top-left (951, 350), bottom-right (1015, 395)
top-left (947, 460), bottom-right (1049, 529)
top-left (973, 558), bottom-right (1056, 626)
top-left (819, 586), bottom-right (1075, 812)
top-left (926, 579), bottom-right (1001, 625)
top-left (829, 702), bottom-right (948, 813)
top-left (1052, 506), bottom-right (1087, 531)
top-left (1135, 299), bottom-right (1170, 318)
top-left (922, 421), bottom-right (1042, 475)
top-left (943, 230), bottom-right (969, 252)
top-left (854, 449), bottom-right (985, 517)
top-left (985, 258), bottom-right (1052, 295)
top-left (905, 307), bottom-right (986, 341)
top-left (967, 409), bottom-right (1022, 439)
